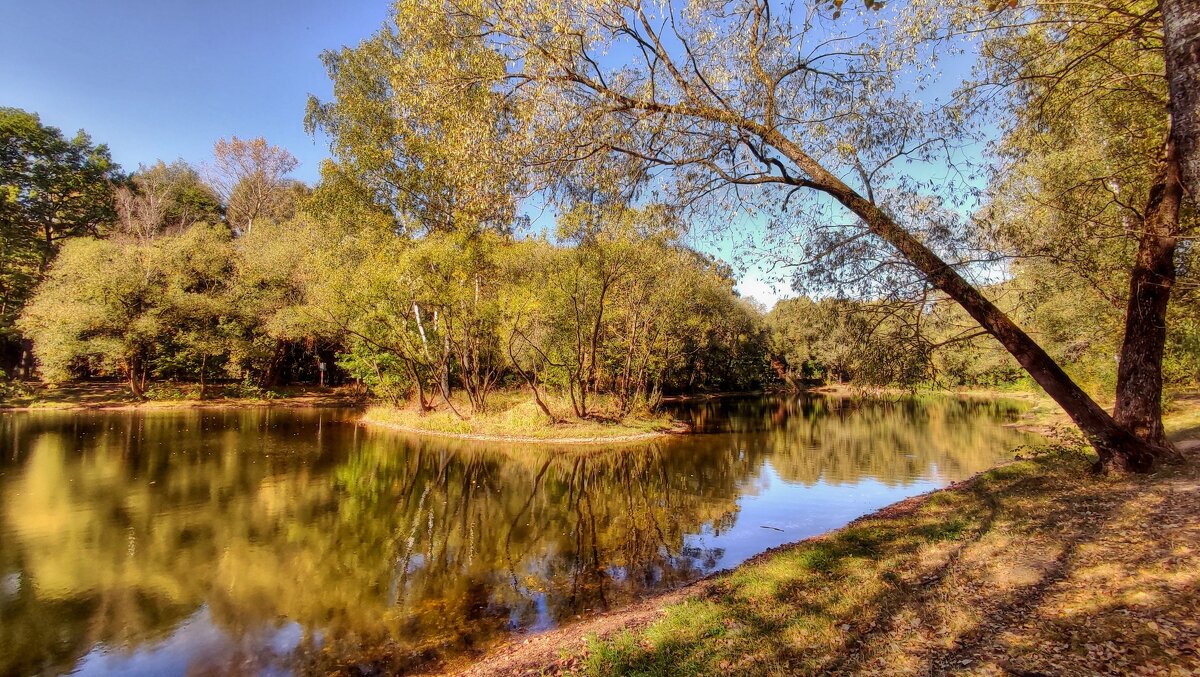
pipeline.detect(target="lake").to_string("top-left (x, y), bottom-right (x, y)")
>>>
top-left (0, 394), bottom-right (1042, 675)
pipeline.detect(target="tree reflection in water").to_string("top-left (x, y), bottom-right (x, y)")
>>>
top-left (0, 395), bottom-right (1040, 675)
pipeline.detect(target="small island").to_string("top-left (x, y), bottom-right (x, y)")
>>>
top-left (360, 391), bottom-right (688, 444)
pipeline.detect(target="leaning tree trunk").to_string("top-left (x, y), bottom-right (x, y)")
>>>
top-left (762, 128), bottom-right (1169, 471)
top-left (1162, 0), bottom-right (1200, 199)
top-left (1113, 145), bottom-right (1184, 448)
top-left (855, 197), bottom-right (1163, 471)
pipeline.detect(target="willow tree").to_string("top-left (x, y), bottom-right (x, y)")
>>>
top-left (304, 0), bottom-right (523, 236)
top-left (362, 0), bottom-right (1186, 471)
top-left (973, 0), bottom-right (1194, 449)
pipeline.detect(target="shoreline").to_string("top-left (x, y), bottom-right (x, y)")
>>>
top-left (0, 381), bottom-right (1050, 412)
top-left (361, 412), bottom-right (691, 445)
top-left (445, 439), bottom-right (1200, 676)
top-left (443, 459), bottom-right (1019, 676)
top-left (0, 387), bottom-right (365, 413)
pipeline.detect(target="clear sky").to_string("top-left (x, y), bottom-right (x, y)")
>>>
top-left (0, 0), bottom-right (797, 304)
top-left (1, 0), bottom-right (388, 185)
top-left (2, 1), bottom-right (981, 309)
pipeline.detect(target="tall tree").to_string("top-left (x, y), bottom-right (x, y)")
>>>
top-left (970, 0), bottom-right (1193, 448)
top-left (0, 108), bottom-right (123, 374)
top-left (305, 0), bottom-right (523, 236)
top-left (365, 0), bottom-right (1173, 470)
top-left (0, 108), bottom-right (122, 265)
top-left (206, 136), bottom-right (299, 234)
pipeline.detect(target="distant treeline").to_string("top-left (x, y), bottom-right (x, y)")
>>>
top-left (767, 292), bottom-right (1200, 397)
top-left (1, 108), bottom-right (774, 413)
top-left (4, 100), bottom-right (1198, 414)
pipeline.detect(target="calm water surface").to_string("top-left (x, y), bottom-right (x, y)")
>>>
top-left (0, 395), bottom-right (1042, 675)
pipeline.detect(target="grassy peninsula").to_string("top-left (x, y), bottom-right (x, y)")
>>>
top-left (362, 390), bottom-right (683, 443)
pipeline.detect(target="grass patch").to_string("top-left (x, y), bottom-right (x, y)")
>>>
top-left (570, 444), bottom-right (1200, 676)
top-left (0, 381), bottom-right (357, 409)
top-left (362, 389), bottom-right (679, 442)
top-left (1165, 391), bottom-right (1200, 441)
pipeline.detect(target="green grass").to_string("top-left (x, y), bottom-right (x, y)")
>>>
top-left (0, 381), bottom-right (356, 409)
top-left (574, 439), bottom-right (1200, 676)
top-left (362, 390), bottom-right (678, 441)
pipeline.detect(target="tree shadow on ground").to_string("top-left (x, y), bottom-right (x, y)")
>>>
top-left (582, 450), bottom-right (1200, 676)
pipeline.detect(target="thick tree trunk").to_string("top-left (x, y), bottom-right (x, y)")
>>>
top-left (1113, 147), bottom-right (1183, 448)
top-left (856, 198), bottom-right (1162, 471)
top-left (127, 356), bottom-right (144, 399)
top-left (754, 128), bottom-right (1169, 471)
top-left (1163, 0), bottom-right (1200, 199)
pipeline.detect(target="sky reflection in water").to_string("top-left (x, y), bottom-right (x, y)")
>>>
top-left (0, 394), bottom-right (1042, 675)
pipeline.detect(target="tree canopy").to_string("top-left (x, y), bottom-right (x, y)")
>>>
top-left (2, 0), bottom-right (1197, 472)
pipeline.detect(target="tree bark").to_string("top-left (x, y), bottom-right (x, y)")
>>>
top-left (127, 355), bottom-right (144, 399)
top-left (1113, 146), bottom-right (1183, 448)
top-left (762, 129), bottom-right (1168, 471)
top-left (1163, 0), bottom-right (1200, 199)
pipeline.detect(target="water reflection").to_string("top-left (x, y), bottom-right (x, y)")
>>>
top-left (0, 395), bottom-right (1041, 675)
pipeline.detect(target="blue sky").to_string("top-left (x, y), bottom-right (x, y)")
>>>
top-left (0, 0), bottom-right (795, 304)
top-left (1, 1), bottom-right (987, 309)
top-left (1, 0), bottom-right (386, 184)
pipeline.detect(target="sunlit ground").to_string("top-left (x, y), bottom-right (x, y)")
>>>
top-left (571, 446), bottom-right (1200, 676)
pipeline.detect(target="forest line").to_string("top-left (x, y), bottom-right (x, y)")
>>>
top-left (3, 0), bottom-right (1198, 468)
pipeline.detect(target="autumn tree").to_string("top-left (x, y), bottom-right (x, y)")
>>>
top-left (361, 0), bottom-right (1185, 471)
top-left (206, 136), bottom-right (299, 233)
top-left (303, 0), bottom-right (533, 413)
